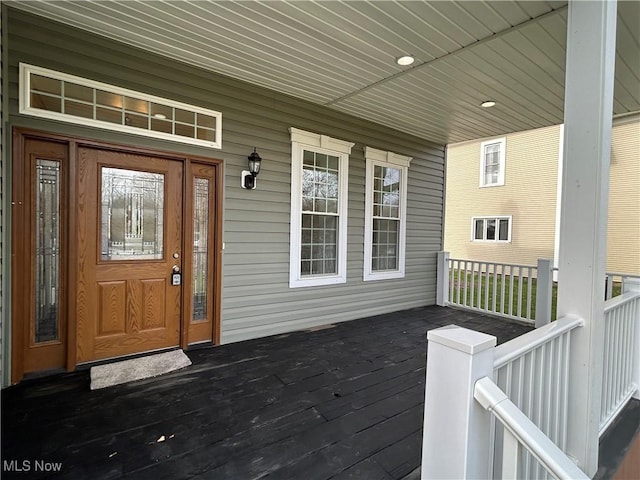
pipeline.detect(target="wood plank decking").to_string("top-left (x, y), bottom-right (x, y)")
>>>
top-left (2, 306), bottom-right (532, 480)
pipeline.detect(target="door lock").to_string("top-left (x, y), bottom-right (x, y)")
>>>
top-left (171, 265), bottom-right (182, 286)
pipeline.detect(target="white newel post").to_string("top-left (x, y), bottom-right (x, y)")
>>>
top-left (557, 0), bottom-right (616, 475)
top-left (535, 259), bottom-right (553, 328)
top-left (421, 325), bottom-right (496, 479)
top-left (623, 279), bottom-right (640, 400)
top-left (436, 251), bottom-right (449, 307)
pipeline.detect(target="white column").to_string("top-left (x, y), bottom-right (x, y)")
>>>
top-left (557, 0), bottom-right (617, 475)
top-left (436, 251), bottom-right (449, 306)
top-left (421, 325), bottom-right (496, 479)
top-left (535, 259), bottom-right (553, 328)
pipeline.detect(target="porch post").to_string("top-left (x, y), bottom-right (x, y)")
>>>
top-left (421, 325), bottom-right (496, 479)
top-left (557, 0), bottom-right (617, 475)
top-left (535, 259), bottom-right (553, 328)
top-left (436, 251), bottom-right (449, 306)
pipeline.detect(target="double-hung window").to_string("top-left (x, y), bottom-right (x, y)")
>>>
top-left (289, 128), bottom-right (354, 288)
top-left (479, 138), bottom-right (506, 187)
top-left (472, 216), bottom-right (511, 242)
top-left (363, 147), bottom-right (411, 281)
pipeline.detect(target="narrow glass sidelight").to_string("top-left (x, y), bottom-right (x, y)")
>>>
top-left (192, 178), bottom-right (209, 322)
top-left (100, 168), bottom-right (165, 261)
top-left (35, 159), bottom-right (61, 343)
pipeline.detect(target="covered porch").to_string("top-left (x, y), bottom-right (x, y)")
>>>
top-left (2, 306), bottom-right (532, 479)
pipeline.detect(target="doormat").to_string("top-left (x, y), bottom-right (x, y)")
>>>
top-left (90, 350), bottom-right (192, 390)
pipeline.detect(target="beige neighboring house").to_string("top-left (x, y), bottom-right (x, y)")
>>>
top-left (444, 114), bottom-right (640, 275)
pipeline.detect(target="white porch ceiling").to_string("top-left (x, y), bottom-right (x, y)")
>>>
top-left (7, 0), bottom-right (640, 145)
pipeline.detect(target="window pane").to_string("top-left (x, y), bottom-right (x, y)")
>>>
top-left (175, 108), bottom-right (194, 124)
top-left (486, 219), bottom-right (496, 240)
top-left (499, 219), bottom-right (509, 240)
top-left (31, 74), bottom-right (61, 95)
top-left (97, 90), bottom-right (123, 109)
top-left (151, 103), bottom-right (173, 120)
top-left (197, 113), bottom-right (216, 129)
top-left (125, 113), bottom-right (148, 129)
top-left (101, 168), bottom-right (164, 261)
top-left (197, 128), bottom-right (216, 142)
top-left (64, 100), bottom-right (93, 119)
top-left (175, 123), bottom-right (195, 138)
top-left (124, 96), bottom-right (149, 115)
top-left (192, 178), bottom-right (209, 322)
top-left (372, 218), bottom-right (398, 271)
top-left (35, 159), bottom-right (61, 343)
top-left (65, 82), bottom-right (93, 103)
top-left (474, 219), bottom-right (484, 240)
top-left (151, 118), bottom-right (172, 134)
top-left (31, 93), bottom-right (61, 112)
top-left (300, 213), bottom-right (337, 276)
top-left (97, 107), bottom-right (122, 124)
top-left (373, 165), bottom-right (401, 219)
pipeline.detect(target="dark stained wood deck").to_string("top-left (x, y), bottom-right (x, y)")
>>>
top-left (2, 306), bottom-right (532, 480)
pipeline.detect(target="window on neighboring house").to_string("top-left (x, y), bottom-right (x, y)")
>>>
top-left (20, 63), bottom-right (222, 149)
top-left (363, 147), bottom-right (411, 281)
top-left (479, 138), bottom-right (506, 187)
top-left (289, 128), bottom-right (354, 288)
top-left (472, 216), bottom-right (511, 242)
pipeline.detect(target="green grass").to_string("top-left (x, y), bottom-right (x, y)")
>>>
top-left (449, 271), bottom-right (622, 322)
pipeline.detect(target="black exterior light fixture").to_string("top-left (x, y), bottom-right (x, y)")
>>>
top-left (241, 148), bottom-right (262, 189)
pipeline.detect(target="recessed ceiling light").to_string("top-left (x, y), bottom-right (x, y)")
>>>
top-left (396, 55), bottom-right (415, 66)
top-left (153, 113), bottom-right (167, 120)
top-left (480, 100), bottom-right (496, 108)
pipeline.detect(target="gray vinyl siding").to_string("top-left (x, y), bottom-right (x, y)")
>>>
top-left (5, 8), bottom-right (445, 348)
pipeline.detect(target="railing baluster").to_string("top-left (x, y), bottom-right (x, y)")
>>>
top-left (484, 263), bottom-right (490, 311)
top-left (492, 263), bottom-right (498, 313)
top-left (501, 266), bottom-right (506, 315)
top-left (470, 262), bottom-right (476, 309)
top-left (517, 267), bottom-right (524, 319)
top-left (462, 260), bottom-right (468, 307)
top-left (526, 266), bottom-right (533, 320)
top-left (448, 259), bottom-right (454, 303)
top-left (509, 266), bottom-right (515, 317)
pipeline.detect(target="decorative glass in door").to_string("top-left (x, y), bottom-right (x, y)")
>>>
top-left (100, 167), bottom-right (165, 261)
top-left (192, 178), bottom-right (209, 321)
top-left (35, 159), bottom-right (61, 343)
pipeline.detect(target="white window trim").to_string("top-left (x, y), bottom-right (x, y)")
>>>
top-left (364, 147), bottom-right (411, 281)
top-left (471, 215), bottom-right (512, 243)
top-left (289, 128), bottom-right (354, 288)
top-left (479, 137), bottom-right (506, 187)
top-left (19, 63), bottom-right (222, 149)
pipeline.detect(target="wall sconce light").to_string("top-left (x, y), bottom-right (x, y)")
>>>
top-left (241, 148), bottom-right (262, 189)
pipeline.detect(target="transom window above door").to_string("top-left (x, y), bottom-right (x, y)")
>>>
top-left (19, 63), bottom-right (222, 149)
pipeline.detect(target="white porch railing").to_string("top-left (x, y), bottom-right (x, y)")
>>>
top-left (474, 378), bottom-right (589, 480)
top-left (437, 252), bottom-right (640, 328)
top-left (437, 252), bottom-right (554, 327)
top-left (491, 315), bottom-right (583, 479)
top-left (422, 288), bottom-right (640, 479)
top-left (422, 320), bottom-right (586, 480)
top-left (605, 273), bottom-right (640, 300)
top-left (599, 291), bottom-right (640, 435)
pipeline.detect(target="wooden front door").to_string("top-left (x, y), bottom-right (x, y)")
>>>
top-left (75, 147), bottom-right (183, 363)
